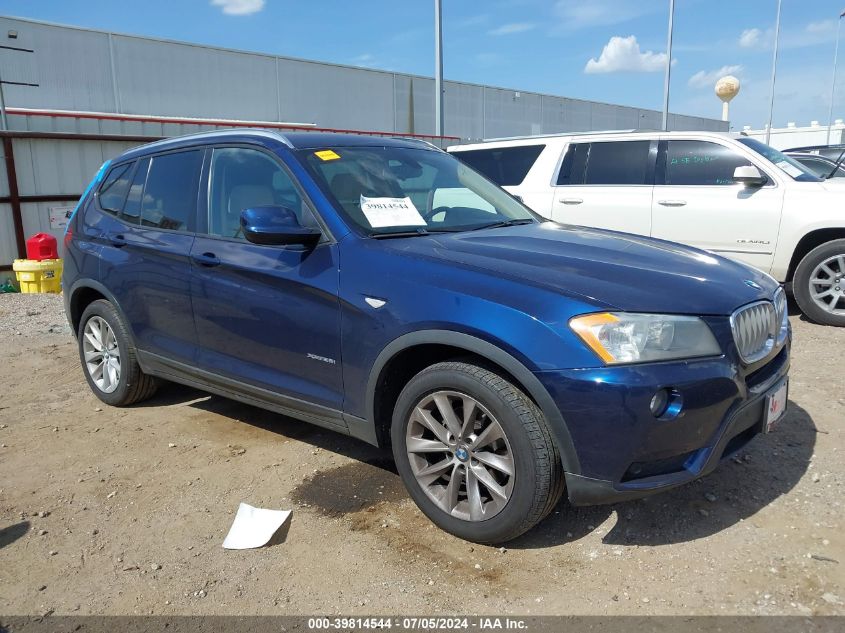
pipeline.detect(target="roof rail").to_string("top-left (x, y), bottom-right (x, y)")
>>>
top-left (475, 129), bottom-right (645, 143)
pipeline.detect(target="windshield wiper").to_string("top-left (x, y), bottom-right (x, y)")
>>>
top-left (468, 218), bottom-right (535, 231)
top-left (369, 227), bottom-right (469, 239)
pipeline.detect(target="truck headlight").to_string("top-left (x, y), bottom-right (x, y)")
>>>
top-left (569, 313), bottom-right (721, 365)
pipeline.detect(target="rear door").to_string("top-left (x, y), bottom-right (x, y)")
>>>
top-left (98, 149), bottom-right (203, 364)
top-left (651, 139), bottom-right (785, 272)
top-left (551, 139), bottom-right (655, 236)
top-left (189, 146), bottom-right (344, 413)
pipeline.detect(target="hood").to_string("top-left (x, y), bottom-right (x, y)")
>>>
top-left (384, 222), bottom-right (777, 315)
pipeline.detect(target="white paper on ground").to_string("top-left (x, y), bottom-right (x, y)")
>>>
top-left (222, 503), bottom-right (291, 550)
top-left (360, 195), bottom-right (426, 228)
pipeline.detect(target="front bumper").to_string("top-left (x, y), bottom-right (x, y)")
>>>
top-left (537, 333), bottom-right (790, 506)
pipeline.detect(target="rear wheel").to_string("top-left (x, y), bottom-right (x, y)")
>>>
top-left (794, 239), bottom-right (845, 326)
top-left (391, 361), bottom-right (563, 544)
top-left (78, 299), bottom-right (158, 406)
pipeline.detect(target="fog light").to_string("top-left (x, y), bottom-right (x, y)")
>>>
top-left (650, 389), bottom-right (669, 417)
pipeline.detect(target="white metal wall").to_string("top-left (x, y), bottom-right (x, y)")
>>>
top-left (0, 16), bottom-right (727, 139)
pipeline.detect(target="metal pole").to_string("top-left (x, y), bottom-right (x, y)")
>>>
top-left (827, 13), bottom-right (845, 145)
top-left (661, 0), bottom-right (675, 131)
top-left (434, 0), bottom-right (444, 138)
top-left (765, 0), bottom-right (782, 145)
top-left (0, 69), bottom-right (8, 131)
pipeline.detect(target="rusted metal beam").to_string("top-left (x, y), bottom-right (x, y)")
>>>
top-left (2, 136), bottom-right (26, 260)
top-left (0, 194), bottom-right (80, 204)
top-left (0, 130), bottom-right (163, 143)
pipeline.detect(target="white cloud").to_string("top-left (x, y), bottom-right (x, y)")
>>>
top-left (553, 0), bottom-right (658, 31)
top-left (688, 65), bottom-right (743, 89)
top-left (806, 20), bottom-right (835, 33)
top-left (739, 28), bottom-right (761, 48)
top-left (350, 53), bottom-right (378, 68)
top-left (211, 0), bottom-right (265, 16)
top-left (488, 22), bottom-right (535, 36)
top-left (584, 35), bottom-right (667, 74)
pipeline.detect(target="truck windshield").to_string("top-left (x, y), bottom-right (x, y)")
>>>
top-left (737, 137), bottom-right (822, 182)
top-left (298, 146), bottom-right (539, 236)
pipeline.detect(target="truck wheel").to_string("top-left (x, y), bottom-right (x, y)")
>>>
top-left (391, 361), bottom-right (564, 544)
top-left (78, 299), bottom-right (158, 406)
top-left (794, 239), bottom-right (845, 326)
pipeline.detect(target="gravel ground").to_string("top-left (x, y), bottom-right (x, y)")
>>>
top-left (0, 292), bottom-right (842, 616)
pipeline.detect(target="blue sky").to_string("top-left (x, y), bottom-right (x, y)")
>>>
top-left (5, 0), bottom-right (845, 129)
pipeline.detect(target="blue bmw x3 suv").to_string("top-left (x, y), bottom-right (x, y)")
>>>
top-left (63, 130), bottom-right (790, 543)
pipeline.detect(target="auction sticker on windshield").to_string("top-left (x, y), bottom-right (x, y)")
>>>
top-left (360, 195), bottom-right (426, 228)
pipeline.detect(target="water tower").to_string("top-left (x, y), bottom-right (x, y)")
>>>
top-left (715, 75), bottom-right (741, 122)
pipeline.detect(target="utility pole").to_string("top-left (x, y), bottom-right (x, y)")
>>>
top-left (827, 11), bottom-right (845, 145)
top-left (434, 0), bottom-right (444, 139)
top-left (661, 0), bottom-right (675, 131)
top-left (765, 0), bottom-right (783, 145)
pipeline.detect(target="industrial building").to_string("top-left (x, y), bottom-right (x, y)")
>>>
top-left (0, 15), bottom-right (726, 273)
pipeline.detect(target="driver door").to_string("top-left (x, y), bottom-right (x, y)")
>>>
top-left (189, 146), bottom-right (344, 412)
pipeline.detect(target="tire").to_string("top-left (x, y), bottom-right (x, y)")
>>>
top-left (77, 299), bottom-right (158, 406)
top-left (793, 239), bottom-right (845, 326)
top-left (391, 361), bottom-right (564, 544)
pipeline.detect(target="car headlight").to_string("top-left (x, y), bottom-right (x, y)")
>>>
top-left (774, 286), bottom-right (788, 344)
top-left (569, 313), bottom-right (721, 365)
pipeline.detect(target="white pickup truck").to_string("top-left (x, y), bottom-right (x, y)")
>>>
top-left (450, 131), bottom-right (845, 326)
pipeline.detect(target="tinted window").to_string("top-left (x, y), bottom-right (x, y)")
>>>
top-left (98, 162), bottom-right (133, 214)
top-left (664, 141), bottom-right (753, 186)
top-left (139, 151), bottom-right (203, 231)
top-left (584, 141), bottom-right (651, 185)
top-left (452, 145), bottom-right (544, 186)
top-left (208, 147), bottom-right (315, 239)
top-left (121, 158), bottom-right (149, 225)
top-left (557, 143), bottom-right (589, 185)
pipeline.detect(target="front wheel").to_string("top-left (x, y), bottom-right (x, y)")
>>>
top-left (391, 361), bottom-right (564, 544)
top-left (793, 239), bottom-right (845, 326)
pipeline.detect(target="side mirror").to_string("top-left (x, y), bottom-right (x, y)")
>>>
top-left (240, 206), bottom-right (321, 247)
top-left (733, 165), bottom-right (767, 187)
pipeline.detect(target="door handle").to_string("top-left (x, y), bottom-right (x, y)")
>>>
top-left (107, 233), bottom-right (127, 247)
top-left (657, 200), bottom-right (687, 207)
top-left (559, 198), bottom-right (583, 205)
top-left (192, 252), bottom-right (221, 267)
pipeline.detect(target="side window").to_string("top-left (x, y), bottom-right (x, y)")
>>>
top-left (121, 157), bottom-right (149, 225)
top-left (664, 141), bottom-right (753, 186)
top-left (97, 162), bottom-right (134, 215)
top-left (556, 143), bottom-right (588, 185)
top-left (583, 141), bottom-right (651, 185)
top-left (208, 147), bottom-right (314, 240)
top-left (452, 145), bottom-right (545, 186)
top-left (140, 150), bottom-right (203, 231)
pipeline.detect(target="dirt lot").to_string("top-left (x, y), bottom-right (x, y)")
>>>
top-left (0, 292), bottom-right (842, 617)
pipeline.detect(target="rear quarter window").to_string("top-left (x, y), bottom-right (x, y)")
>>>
top-left (97, 162), bottom-right (134, 215)
top-left (452, 145), bottom-right (545, 186)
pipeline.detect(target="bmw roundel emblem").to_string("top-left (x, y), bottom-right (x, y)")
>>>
top-left (744, 279), bottom-right (762, 290)
top-left (455, 447), bottom-right (469, 462)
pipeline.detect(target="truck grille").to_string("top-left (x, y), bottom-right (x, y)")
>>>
top-left (731, 299), bottom-right (778, 364)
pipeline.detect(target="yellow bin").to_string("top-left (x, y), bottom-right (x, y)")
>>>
top-left (12, 258), bottom-right (63, 294)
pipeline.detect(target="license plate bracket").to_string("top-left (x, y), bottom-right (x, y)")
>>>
top-left (765, 379), bottom-right (788, 433)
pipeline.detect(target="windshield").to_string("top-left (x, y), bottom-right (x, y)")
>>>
top-left (298, 146), bottom-right (539, 236)
top-left (737, 137), bottom-right (822, 182)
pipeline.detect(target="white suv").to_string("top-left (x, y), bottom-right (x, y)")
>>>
top-left (449, 131), bottom-right (845, 326)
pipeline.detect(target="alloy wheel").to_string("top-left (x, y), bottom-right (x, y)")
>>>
top-left (809, 254), bottom-right (845, 315)
top-left (82, 316), bottom-right (121, 393)
top-left (405, 390), bottom-right (515, 522)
